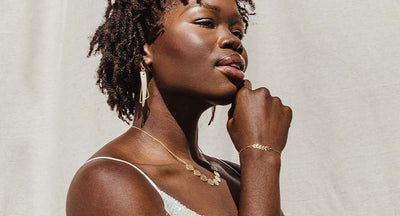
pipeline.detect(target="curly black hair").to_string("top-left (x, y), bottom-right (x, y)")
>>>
top-left (88, 0), bottom-right (255, 124)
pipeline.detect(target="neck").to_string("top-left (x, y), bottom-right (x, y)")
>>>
top-left (132, 79), bottom-right (212, 163)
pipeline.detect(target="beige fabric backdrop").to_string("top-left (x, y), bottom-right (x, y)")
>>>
top-left (1, 0), bottom-right (399, 215)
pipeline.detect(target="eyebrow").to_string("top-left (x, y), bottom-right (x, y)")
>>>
top-left (180, 2), bottom-right (243, 23)
top-left (181, 2), bottom-right (221, 15)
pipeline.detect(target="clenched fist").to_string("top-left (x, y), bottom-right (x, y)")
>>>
top-left (227, 80), bottom-right (292, 155)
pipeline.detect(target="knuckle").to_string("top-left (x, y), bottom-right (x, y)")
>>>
top-left (255, 87), bottom-right (271, 96)
top-left (272, 96), bottom-right (282, 104)
top-left (238, 86), bottom-right (250, 96)
top-left (242, 86), bottom-right (251, 92)
top-left (284, 105), bottom-right (293, 116)
top-left (244, 79), bottom-right (252, 86)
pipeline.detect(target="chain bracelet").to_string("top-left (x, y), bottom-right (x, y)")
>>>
top-left (238, 143), bottom-right (281, 155)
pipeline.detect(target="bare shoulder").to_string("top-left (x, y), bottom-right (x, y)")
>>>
top-left (66, 158), bottom-right (167, 216)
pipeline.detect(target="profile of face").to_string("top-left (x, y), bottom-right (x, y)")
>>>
top-left (143, 0), bottom-right (248, 106)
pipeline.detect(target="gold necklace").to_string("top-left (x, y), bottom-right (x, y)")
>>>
top-left (131, 126), bottom-right (222, 186)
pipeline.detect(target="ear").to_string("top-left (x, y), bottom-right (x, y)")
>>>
top-left (142, 43), bottom-right (153, 66)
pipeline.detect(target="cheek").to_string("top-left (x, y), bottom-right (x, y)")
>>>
top-left (151, 25), bottom-right (216, 88)
top-left (155, 26), bottom-right (214, 67)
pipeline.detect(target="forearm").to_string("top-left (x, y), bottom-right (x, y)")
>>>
top-left (238, 150), bottom-right (282, 216)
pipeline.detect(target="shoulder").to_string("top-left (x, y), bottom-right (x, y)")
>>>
top-left (66, 158), bottom-right (166, 216)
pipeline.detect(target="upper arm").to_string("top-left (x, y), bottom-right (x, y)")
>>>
top-left (66, 160), bottom-right (167, 216)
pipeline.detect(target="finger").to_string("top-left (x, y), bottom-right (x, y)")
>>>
top-left (242, 79), bottom-right (252, 90)
top-left (284, 105), bottom-right (293, 124)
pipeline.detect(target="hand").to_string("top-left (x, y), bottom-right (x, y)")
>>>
top-left (227, 80), bottom-right (292, 154)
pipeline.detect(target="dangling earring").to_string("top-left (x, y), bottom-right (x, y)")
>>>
top-left (139, 65), bottom-right (150, 108)
top-left (208, 105), bottom-right (216, 125)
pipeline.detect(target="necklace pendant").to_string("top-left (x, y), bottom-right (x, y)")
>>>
top-left (193, 169), bottom-right (201, 176)
top-left (186, 164), bottom-right (194, 171)
top-left (207, 179), bottom-right (215, 185)
top-left (200, 175), bottom-right (208, 182)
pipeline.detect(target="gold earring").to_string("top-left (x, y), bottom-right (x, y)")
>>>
top-left (139, 66), bottom-right (150, 107)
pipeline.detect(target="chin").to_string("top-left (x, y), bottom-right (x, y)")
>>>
top-left (207, 83), bottom-right (239, 105)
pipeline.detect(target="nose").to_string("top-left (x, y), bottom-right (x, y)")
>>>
top-left (217, 32), bottom-right (243, 54)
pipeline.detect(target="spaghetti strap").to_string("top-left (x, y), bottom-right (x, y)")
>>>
top-left (84, 156), bottom-right (203, 216)
top-left (85, 156), bottom-right (162, 193)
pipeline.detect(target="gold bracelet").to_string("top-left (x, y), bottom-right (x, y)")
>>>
top-left (239, 143), bottom-right (281, 155)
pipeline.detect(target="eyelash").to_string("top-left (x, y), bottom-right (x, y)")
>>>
top-left (232, 31), bottom-right (244, 40)
top-left (195, 20), bottom-right (244, 40)
top-left (196, 20), bottom-right (215, 28)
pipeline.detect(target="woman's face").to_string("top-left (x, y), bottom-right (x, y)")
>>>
top-left (145, 0), bottom-right (248, 105)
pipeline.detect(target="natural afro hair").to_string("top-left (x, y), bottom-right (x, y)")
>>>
top-left (88, 0), bottom-right (255, 124)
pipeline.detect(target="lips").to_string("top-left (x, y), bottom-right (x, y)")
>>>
top-left (215, 54), bottom-right (246, 80)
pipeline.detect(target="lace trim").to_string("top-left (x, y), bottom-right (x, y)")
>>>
top-left (159, 190), bottom-right (203, 216)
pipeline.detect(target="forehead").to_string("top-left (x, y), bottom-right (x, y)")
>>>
top-left (183, 0), bottom-right (239, 12)
top-left (166, 0), bottom-right (242, 21)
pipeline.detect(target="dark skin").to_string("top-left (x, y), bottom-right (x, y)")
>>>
top-left (67, 0), bottom-right (292, 215)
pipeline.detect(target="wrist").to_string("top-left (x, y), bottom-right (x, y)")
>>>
top-left (239, 148), bottom-right (281, 168)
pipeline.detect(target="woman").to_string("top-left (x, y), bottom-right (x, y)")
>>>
top-left (67, 0), bottom-right (292, 215)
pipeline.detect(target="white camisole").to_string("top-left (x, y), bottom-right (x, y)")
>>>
top-left (85, 156), bottom-right (203, 216)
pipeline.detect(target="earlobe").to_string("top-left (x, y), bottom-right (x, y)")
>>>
top-left (142, 43), bottom-right (153, 66)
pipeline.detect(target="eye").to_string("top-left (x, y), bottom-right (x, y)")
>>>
top-left (195, 19), bottom-right (216, 28)
top-left (232, 31), bottom-right (244, 40)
